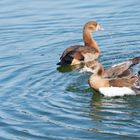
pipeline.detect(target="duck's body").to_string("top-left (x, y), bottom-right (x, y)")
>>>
top-left (57, 21), bottom-right (103, 65)
top-left (88, 58), bottom-right (140, 97)
top-left (89, 71), bottom-right (139, 97)
top-left (99, 75), bottom-right (139, 97)
top-left (59, 45), bottom-right (98, 65)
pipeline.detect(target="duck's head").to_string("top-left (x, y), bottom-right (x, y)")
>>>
top-left (88, 62), bottom-right (108, 91)
top-left (84, 60), bottom-right (105, 76)
top-left (83, 21), bottom-right (104, 32)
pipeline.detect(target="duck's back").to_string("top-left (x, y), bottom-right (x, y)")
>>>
top-left (109, 75), bottom-right (138, 88)
top-left (104, 57), bottom-right (140, 78)
top-left (58, 45), bottom-right (96, 65)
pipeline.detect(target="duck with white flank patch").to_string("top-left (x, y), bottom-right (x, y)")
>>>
top-left (57, 21), bottom-right (104, 66)
top-left (88, 57), bottom-right (140, 97)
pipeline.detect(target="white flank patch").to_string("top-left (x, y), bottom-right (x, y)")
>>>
top-left (99, 87), bottom-right (136, 97)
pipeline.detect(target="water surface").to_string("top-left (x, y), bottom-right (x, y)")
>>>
top-left (0, 0), bottom-right (140, 139)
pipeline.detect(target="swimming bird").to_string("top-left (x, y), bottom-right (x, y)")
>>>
top-left (88, 57), bottom-right (140, 97)
top-left (57, 21), bottom-right (103, 66)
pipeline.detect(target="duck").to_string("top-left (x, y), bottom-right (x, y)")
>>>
top-left (88, 57), bottom-right (140, 97)
top-left (57, 21), bottom-right (103, 66)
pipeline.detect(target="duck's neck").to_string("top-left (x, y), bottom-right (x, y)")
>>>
top-left (83, 29), bottom-right (100, 54)
top-left (89, 65), bottom-right (110, 90)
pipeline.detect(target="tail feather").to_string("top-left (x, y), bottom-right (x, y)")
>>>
top-left (57, 62), bottom-right (61, 65)
top-left (133, 70), bottom-right (140, 94)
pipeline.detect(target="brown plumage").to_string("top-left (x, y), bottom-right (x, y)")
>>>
top-left (57, 21), bottom-right (103, 65)
top-left (109, 75), bottom-right (138, 87)
top-left (88, 58), bottom-right (140, 92)
top-left (104, 57), bottom-right (140, 78)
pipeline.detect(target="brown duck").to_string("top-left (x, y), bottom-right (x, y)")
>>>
top-left (57, 21), bottom-right (103, 66)
top-left (88, 57), bottom-right (140, 96)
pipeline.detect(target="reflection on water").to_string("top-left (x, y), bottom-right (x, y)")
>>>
top-left (90, 95), bottom-right (140, 137)
top-left (0, 0), bottom-right (140, 139)
top-left (57, 64), bottom-right (83, 73)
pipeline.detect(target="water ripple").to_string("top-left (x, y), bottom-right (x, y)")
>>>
top-left (0, 0), bottom-right (140, 139)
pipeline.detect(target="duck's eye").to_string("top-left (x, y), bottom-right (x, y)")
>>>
top-left (89, 26), bottom-right (93, 30)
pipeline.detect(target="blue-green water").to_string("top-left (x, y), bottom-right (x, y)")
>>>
top-left (0, 0), bottom-right (140, 139)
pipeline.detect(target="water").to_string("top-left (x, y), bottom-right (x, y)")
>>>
top-left (0, 0), bottom-right (140, 139)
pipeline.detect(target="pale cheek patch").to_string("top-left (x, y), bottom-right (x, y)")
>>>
top-left (96, 24), bottom-right (104, 31)
top-left (96, 24), bottom-right (100, 31)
